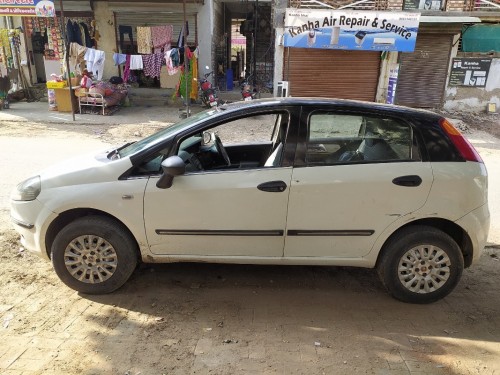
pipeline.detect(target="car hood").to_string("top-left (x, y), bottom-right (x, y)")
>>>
top-left (38, 148), bottom-right (133, 190)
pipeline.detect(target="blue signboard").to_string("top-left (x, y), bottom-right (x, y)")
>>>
top-left (284, 9), bottom-right (420, 52)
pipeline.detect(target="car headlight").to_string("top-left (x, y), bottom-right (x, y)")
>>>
top-left (11, 176), bottom-right (41, 201)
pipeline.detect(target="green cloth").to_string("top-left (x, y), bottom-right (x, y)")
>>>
top-left (462, 24), bottom-right (500, 53)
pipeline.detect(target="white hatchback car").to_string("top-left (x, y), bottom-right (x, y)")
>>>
top-left (11, 98), bottom-right (489, 303)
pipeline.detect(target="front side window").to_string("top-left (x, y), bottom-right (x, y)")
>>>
top-left (306, 112), bottom-right (418, 165)
top-left (176, 112), bottom-right (289, 172)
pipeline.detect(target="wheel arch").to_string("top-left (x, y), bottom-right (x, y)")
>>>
top-left (45, 208), bottom-right (141, 260)
top-left (376, 218), bottom-right (474, 269)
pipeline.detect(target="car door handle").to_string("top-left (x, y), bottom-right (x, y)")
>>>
top-left (392, 175), bottom-right (422, 187)
top-left (257, 180), bottom-right (288, 192)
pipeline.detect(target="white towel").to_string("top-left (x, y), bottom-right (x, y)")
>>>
top-left (92, 50), bottom-right (106, 81)
top-left (84, 48), bottom-right (95, 73)
top-left (130, 55), bottom-right (144, 70)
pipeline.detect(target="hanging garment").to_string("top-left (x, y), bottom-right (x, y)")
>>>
top-left (142, 53), bottom-right (164, 79)
top-left (91, 50), bottom-right (106, 81)
top-left (137, 26), bottom-right (152, 54)
top-left (68, 42), bottom-right (87, 74)
top-left (190, 54), bottom-right (198, 101)
top-left (72, 21), bottom-right (83, 45)
top-left (84, 48), bottom-right (96, 74)
top-left (80, 23), bottom-right (93, 48)
top-left (113, 53), bottom-right (127, 66)
top-left (118, 25), bottom-right (133, 53)
top-left (123, 54), bottom-right (131, 83)
top-left (165, 49), bottom-right (179, 76)
top-left (129, 55), bottom-right (144, 70)
top-left (79, 25), bottom-right (86, 48)
top-left (151, 25), bottom-right (173, 53)
top-left (66, 19), bottom-right (76, 44)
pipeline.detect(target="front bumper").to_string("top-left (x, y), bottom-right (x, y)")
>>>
top-left (10, 198), bottom-right (58, 261)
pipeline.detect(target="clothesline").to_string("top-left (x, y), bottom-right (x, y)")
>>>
top-left (68, 42), bottom-right (198, 83)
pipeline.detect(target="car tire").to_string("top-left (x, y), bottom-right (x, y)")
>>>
top-left (51, 216), bottom-right (138, 294)
top-left (377, 225), bottom-right (464, 304)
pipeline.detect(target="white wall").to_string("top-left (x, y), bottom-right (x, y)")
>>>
top-left (93, 2), bottom-right (120, 80)
top-left (197, 0), bottom-right (214, 78)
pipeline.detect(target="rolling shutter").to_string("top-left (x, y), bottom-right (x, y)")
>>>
top-left (284, 49), bottom-right (380, 101)
top-left (396, 34), bottom-right (453, 108)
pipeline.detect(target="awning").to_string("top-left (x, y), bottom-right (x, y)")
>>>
top-left (462, 24), bottom-right (500, 52)
top-left (420, 16), bottom-right (481, 23)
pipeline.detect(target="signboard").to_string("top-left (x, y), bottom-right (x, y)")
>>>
top-left (449, 58), bottom-right (492, 87)
top-left (386, 64), bottom-right (399, 104)
top-left (284, 9), bottom-right (420, 52)
top-left (403, 0), bottom-right (444, 10)
top-left (0, 0), bottom-right (55, 17)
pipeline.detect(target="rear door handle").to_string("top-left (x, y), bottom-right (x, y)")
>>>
top-left (392, 175), bottom-right (422, 187)
top-left (257, 180), bottom-right (288, 193)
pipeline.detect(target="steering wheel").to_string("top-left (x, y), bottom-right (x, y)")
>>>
top-left (214, 134), bottom-right (231, 166)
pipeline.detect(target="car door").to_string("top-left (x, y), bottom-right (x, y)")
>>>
top-left (284, 109), bottom-right (434, 258)
top-left (143, 110), bottom-right (296, 257)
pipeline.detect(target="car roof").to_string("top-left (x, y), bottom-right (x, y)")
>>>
top-left (220, 97), bottom-right (442, 120)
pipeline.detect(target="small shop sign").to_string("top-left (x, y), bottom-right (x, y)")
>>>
top-left (284, 9), bottom-right (420, 52)
top-left (0, 0), bottom-right (55, 17)
top-left (403, 0), bottom-right (444, 10)
top-left (449, 58), bottom-right (492, 87)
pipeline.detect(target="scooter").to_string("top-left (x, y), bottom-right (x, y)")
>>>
top-left (241, 80), bottom-right (257, 101)
top-left (199, 68), bottom-right (220, 108)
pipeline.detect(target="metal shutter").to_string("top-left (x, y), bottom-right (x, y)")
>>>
top-left (284, 49), bottom-right (380, 101)
top-left (396, 34), bottom-right (453, 108)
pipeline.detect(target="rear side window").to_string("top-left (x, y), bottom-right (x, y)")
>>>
top-left (306, 112), bottom-right (420, 165)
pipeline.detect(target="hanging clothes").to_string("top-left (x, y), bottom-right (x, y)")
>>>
top-left (113, 53), bottom-right (127, 66)
top-left (129, 55), bottom-right (144, 70)
top-left (190, 54), bottom-right (198, 101)
top-left (151, 25), bottom-right (173, 53)
top-left (142, 53), bottom-right (164, 79)
top-left (84, 48), bottom-right (95, 74)
top-left (123, 54), bottom-right (131, 83)
top-left (91, 50), bottom-right (105, 81)
top-left (80, 23), bottom-right (93, 48)
top-left (68, 42), bottom-right (87, 74)
top-left (165, 49), bottom-right (179, 76)
top-left (137, 26), bottom-right (152, 54)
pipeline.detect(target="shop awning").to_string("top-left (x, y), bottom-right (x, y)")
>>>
top-left (462, 24), bottom-right (500, 52)
top-left (420, 16), bottom-right (481, 23)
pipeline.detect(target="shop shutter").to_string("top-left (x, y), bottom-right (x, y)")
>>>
top-left (396, 34), bottom-right (453, 108)
top-left (284, 49), bottom-right (380, 101)
top-left (114, 12), bottom-right (197, 50)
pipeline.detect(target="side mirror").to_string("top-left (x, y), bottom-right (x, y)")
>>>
top-left (156, 156), bottom-right (186, 189)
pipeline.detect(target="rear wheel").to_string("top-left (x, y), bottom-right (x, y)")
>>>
top-left (377, 226), bottom-right (464, 304)
top-left (51, 216), bottom-right (138, 294)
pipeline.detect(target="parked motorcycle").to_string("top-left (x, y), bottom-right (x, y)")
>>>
top-left (241, 79), bottom-right (257, 101)
top-left (199, 67), bottom-right (220, 108)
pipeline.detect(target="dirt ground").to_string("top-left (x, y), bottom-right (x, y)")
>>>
top-left (1, 112), bottom-right (500, 375)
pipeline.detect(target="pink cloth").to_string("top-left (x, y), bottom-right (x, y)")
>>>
top-left (151, 25), bottom-right (173, 53)
top-left (142, 53), bottom-right (164, 79)
top-left (123, 54), bottom-right (131, 83)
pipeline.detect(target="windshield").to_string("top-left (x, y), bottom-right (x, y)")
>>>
top-left (117, 109), bottom-right (218, 158)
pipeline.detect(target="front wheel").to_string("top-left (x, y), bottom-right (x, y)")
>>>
top-left (377, 226), bottom-right (464, 304)
top-left (51, 216), bottom-right (138, 294)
